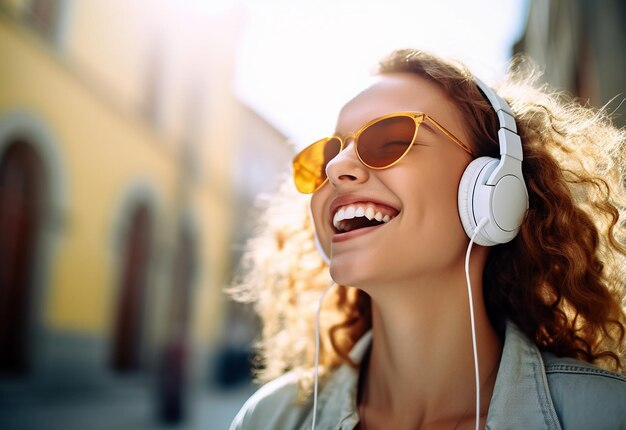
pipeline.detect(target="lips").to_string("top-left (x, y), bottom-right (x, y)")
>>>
top-left (329, 195), bottom-right (399, 234)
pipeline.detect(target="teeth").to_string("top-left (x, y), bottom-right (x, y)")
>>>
top-left (337, 208), bottom-right (345, 220)
top-left (333, 208), bottom-right (345, 226)
top-left (332, 204), bottom-right (397, 230)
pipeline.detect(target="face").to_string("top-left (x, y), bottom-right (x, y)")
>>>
top-left (310, 73), bottom-right (474, 289)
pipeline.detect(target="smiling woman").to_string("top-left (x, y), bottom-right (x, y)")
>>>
top-left (229, 49), bottom-right (626, 430)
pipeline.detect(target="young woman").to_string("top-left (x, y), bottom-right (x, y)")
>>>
top-left (230, 49), bottom-right (626, 429)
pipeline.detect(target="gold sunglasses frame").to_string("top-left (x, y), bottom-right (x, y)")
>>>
top-left (293, 111), bottom-right (474, 194)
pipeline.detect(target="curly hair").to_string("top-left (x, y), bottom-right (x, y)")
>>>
top-left (230, 49), bottom-right (626, 397)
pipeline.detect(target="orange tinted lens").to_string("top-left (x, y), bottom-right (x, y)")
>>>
top-left (293, 137), bottom-right (342, 193)
top-left (357, 115), bottom-right (417, 168)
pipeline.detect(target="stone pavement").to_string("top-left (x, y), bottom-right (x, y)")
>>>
top-left (0, 378), bottom-right (256, 430)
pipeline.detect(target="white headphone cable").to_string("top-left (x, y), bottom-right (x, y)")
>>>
top-left (311, 280), bottom-right (335, 430)
top-left (465, 217), bottom-right (489, 430)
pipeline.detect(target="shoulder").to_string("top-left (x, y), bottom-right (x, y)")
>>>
top-left (542, 353), bottom-right (626, 429)
top-left (229, 371), bottom-right (312, 430)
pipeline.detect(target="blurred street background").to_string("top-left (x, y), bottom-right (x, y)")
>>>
top-left (0, 0), bottom-right (623, 429)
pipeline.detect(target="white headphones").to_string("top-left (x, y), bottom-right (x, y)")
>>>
top-left (457, 78), bottom-right (528, 246)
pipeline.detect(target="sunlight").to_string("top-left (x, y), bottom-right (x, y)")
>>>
top-left (234, 0), bottom-right (528, 147)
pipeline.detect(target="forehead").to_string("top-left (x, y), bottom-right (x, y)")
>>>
top-left (336, 73), bottom-right (465, 137)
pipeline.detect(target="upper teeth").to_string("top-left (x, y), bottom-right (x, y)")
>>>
top-left (333, 204), bottom-right (393, 230)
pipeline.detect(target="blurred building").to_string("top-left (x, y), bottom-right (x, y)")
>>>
top-left (0, 0), bottom-right (291, 424)
top-left (215, 103), bottom-right (292, 387)
top-left (514, 0), bottom-right (626, 128)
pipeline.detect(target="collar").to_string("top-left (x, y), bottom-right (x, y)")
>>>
top-left (310, 331), bottom-right (371, 429)
top-left (486, 321), bottom-right (562, 429)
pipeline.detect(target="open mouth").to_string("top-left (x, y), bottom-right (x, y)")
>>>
top-left (332, 203), bottom-right (399, 233)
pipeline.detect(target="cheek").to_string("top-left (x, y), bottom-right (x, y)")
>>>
top-left (428, 162), bottom-right (471, 249)
top-left (408, 158), bottom-right (469, 241)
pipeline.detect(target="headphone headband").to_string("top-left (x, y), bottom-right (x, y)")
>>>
top-left (457, 77), bottom-right (529, 246)
top-left (473, 78), bottom-right (523, 162)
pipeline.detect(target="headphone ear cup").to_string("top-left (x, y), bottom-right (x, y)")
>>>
top-left (458, 157), bottom-right (499, 246)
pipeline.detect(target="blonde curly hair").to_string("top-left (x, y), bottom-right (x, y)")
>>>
top-left (230, 49), bottom-right (626, 398)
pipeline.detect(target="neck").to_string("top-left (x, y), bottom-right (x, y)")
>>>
top-left (358, 257), bottom-right (502, 429)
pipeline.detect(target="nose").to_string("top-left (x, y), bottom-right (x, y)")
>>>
top-left (325, 141), bottom-right (369, 188)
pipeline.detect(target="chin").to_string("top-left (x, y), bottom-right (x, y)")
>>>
top-left (329, 257), bottom-right (387, 289)
top-left (329, 259), bottom-right (363, 287)
top-left (329, 264), bottom-right (350, 286)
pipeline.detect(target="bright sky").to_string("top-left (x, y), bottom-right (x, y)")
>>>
top-left (233, 0), bottom-right (528, 148)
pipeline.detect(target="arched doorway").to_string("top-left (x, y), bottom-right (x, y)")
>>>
top-left (0, 140), bottom-right (44, 374)
top-left (110, 204), bottom-right (153, 372)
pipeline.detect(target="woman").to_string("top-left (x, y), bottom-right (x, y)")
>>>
top-left (230, 49), bottom-right (626, 429)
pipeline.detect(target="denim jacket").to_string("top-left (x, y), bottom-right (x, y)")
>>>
top-left (230, 322), bottom-right (626, 429)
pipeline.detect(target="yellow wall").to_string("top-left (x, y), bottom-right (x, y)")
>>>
top-left (0, 17), bottom-right (177, 333)
top-left (0, 1), bottom-right (244, 348)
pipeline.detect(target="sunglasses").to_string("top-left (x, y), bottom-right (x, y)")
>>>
top-left (292, 111), bottom-right (474, 194)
